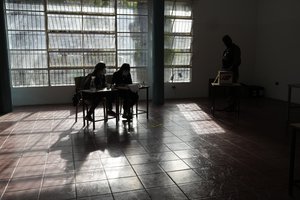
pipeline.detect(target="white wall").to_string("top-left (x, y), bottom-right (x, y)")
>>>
top-left (165, 0), bottom-right (258, 99)
top-left (12, 87), bottom-right (74, 106)
top-left (255, 0), bottom-right (300, 101)
top-left (12, 0), bottom-right (258, 105)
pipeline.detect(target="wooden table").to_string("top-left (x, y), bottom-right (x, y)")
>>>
top-left (81, 88), bottom-right (119, 130)
top-left (210, 83), bottom-right (242, 118)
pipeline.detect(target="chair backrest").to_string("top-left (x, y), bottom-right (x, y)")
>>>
top-left (74, 76), bottom-right (86, 92)
top-left (106, 74), bottom-right (113, 84)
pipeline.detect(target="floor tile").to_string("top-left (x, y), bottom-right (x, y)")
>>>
top-left (126, 154), bottom-right (155, 165)
top-left (101, 157), bottom-right (130, 168)
top-left (39, 184), bottom-right (76, 200)
top-left (165, 142), bottom-right (192, 151)
top-left (77, 193), bottom-right (113, 200)
top-left (1, 189), bottom-right (39, 200)
top-left (18, 155), bottom-right (46, 166)
top-left (132, 163), bottom-right (164, 175)
top-left (13, 165), bottom-right (45, 178)
top-left (108, 177), bottom-right (143, 193)
top-left (45, 162), bottom-right (74, 175)
top-left (183, 157), bottom-right (213, 168)
top-left (0, 167), bottom-right (15, 180)
top-left (173, 149), bottom-right (201, 159)
top-left (139, 173), bottom-right (175, 188)
top-left (105, 166), bottom-right (136, 179)
top-left (43, 172), bottom-right (75, 187)
top-left (6, 176), bottom-right (42, 192)
top-left (159, 160), bottom-right (190, 172)
top-left (150, 152), bottom-right (179, 161)
top-left (76, 180), bottom-right (111, 198)
top-left (167, 169), bottom-right (203, 184)
top-left (113, 189), bottom-right (151, 200)
top-left (146, 185), bottom-right (188, 200)
top-left (74, 159), bottom-right (102, 171)
top-left (178, 181), bottom-right (230, 199)
top-left (0, 180), bottom-right (9, 196)
top-left (76, 167), bottom-right (105, 181)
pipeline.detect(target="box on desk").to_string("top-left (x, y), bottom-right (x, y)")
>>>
top-left (214, 70), bottom-right (233, 84)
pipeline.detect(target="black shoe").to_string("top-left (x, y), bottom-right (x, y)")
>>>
top-left (122, 112), bottom-right (132, 119)
top-left (85, 115), bottom-right (93, 121)
top-left (122, 112), bottom-right (129, 119)
top-left (107, 110), bottom-right (116, 116)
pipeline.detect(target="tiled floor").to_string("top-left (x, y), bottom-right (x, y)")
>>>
top-left (0, 98), bottom-right (299, 200)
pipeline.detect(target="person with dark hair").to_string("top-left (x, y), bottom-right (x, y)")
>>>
top-left (222, 35), bottom-right (241, 111)
top-left (112, 63), bottom-right (138, 119)
top-left (83, 62), bottom-right (106, 90)
top-left (222, 35), bottom-right (241, 83)
top-left (83, 62), bottom-right (115, 121)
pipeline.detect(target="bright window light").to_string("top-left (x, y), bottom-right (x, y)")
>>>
top-left (4, 0), bottom-right (149, 87)
top-left (164, 0), bottom-right (193, 83)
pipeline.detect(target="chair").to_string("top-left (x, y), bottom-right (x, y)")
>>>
top-left (106, 74), bottom-right (113, 86)
top-left (74, 76), bottom-right (85, 123)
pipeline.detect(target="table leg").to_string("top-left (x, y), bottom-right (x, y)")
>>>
top-left (92, 110), bottom-right (95, 130)
top-left (287, 85), bottom-right (292, 127)
top-left (82, 98), bottom-right (86, 127)
top-left (211, 86), bottom-right (215, 116)
top-left (136, 102), bottom-right (138, 118)
top-left (146, 87), bottom-right (149, 119)
top-left (116, 94), bottom-right (119, 125)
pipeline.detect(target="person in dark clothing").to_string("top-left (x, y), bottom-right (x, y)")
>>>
top-left (112, 63), bottom-right (138, 119)
top-left (83, 62), bottom-right (106, 90)
top-left (221, 35), bottom-right (241, 111)
top-left (222, 35), bottom-right (241, 83)
top-left (83, 62), bottom-right (115, 121)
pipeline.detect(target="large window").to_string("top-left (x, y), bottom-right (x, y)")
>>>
top-left (5, 0), bottom-right (148, 87)
top-left (164, 0), bottom-right (192, 83)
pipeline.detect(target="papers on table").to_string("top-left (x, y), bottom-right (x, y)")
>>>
top-left (127, 83), bottom-right (140, 93)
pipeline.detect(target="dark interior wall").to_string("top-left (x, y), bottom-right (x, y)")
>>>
top-left (255, 0), bottom-right (300, 101)
top-left (0, 1), bottom-right (12, 114)
top-left (152, 0), bottom-right (164, 105)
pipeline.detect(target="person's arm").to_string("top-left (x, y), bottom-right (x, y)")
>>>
top-left (103, 75), bottom-right (108, 88)
top-left (128, 74), bottom-right (133, 84)
top-left (95, 75), bottom-right (105, 89)
top-left (115, 85), bottom-right (129, 90)
top-left (112, 73), bottom-right (116, 85)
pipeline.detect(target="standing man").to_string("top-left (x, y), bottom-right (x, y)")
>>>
top-left (222, 35), bottom-right (241, 83)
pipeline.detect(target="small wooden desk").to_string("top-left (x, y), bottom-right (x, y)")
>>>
top-left (137, 85), bottom-right (149, 119)
top-left (81, 88), bottom-right (119, 130)
top-left (210, 83), bottom-right (242, 117)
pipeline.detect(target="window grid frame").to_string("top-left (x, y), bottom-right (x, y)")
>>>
top-left (164, 0), bottom-right (193, 83)
top-left (5, 0), bottom-right (149, 87)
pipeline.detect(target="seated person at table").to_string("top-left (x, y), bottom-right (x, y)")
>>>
top-left (83, 62), bottom-right (115, 121)
top-left (112, 63), bottom-right (138, 119)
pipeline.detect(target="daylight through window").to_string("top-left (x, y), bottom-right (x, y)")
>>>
top-left (164, 0), bottom-right (193, 83)
top-left (5, 0), bottom-right (148, 87)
